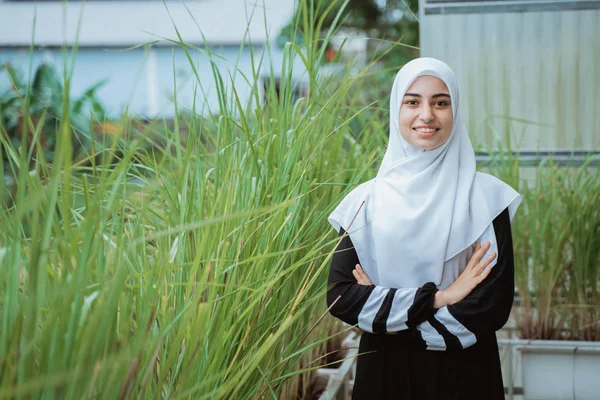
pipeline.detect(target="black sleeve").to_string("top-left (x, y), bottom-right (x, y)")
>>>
top-left (421, 207), bottom-right (515, 350)
top-left (326, 228), bottom-right (439, 334)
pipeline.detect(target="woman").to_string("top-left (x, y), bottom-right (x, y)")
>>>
top-left (326, 58), bottom-right (520, 399)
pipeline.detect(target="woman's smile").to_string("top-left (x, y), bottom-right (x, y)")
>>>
top-left (413, 126), bottom-right (440, 137)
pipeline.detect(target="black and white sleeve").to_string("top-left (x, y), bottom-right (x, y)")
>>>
top-left (326, 228), bottom-right (440, 334)
top-left (326, 207), bottom-right (515, 351)
top-left (417, 207), bottom-right (515, 351)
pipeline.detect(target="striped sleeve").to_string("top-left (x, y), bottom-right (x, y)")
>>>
top-left (326, 228), bottom-right (439, 334)
top-left (417, 207), bottom-right (515, 351)
top-left (327, 207), bottom-right (515, 351)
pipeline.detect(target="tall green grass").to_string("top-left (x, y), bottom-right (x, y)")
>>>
top-left (0, 1), bottom-right (391, 398)
top-left (485, 153), bottom-right (600, 341)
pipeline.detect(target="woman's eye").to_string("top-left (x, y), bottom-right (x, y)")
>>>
top-left (405, 100), bottom-right (418, 105)
top-left (435, 101), bottom-right (449, 106)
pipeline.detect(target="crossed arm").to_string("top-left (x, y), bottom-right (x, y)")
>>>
top-left (326, 208), bottom-right (514, 351)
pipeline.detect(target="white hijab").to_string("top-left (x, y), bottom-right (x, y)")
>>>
top-left (328, 57), bottom-right (521, 288)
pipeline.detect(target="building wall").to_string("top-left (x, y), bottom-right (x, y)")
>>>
top-left (0, 0), bottom-right (295, 47)
top-left (0, 45), bottom-right (309, 118)
top-left (0, 0), bottom-right (304, 119)
top-left (419, 2), bottom-right (600, 150)
top-left (0, 46), bottom-right (265, 118)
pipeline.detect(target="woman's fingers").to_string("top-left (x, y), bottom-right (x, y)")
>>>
top-left (353, 266), bottom-right (366, 285)
top-left (447, 243), bottom-right (497, 304)
top-left (476, 252), bottom-right (497, 272)
top-left (472, 252), bottom-right (497, 285)
top-left (467, 241), bottom-right (491, 270)
top-left (356, 264), bottom-right (368, 277)
top-left (353, 264), bottom-right (372, 285)
top-left (352, 269), bottom-right (362, 284)
top-left (357, 265), bottom-right (373, 285)
top-left (476, 264), bottom-right (493, 283)
top-left (476, 241), bottom-right (491, 257)
top-left (356, 264), bottom-right (368, 284)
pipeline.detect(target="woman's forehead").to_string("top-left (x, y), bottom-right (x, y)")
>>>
top-left (405, 75), bottom-right (450, 95)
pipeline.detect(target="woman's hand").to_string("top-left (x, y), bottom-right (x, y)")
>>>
top-left (353, 242), bottom-right (495, 306)
top-left (353, 264), bottom-right (373, 286)
top-left (434, 241), bottom-right (496, 308)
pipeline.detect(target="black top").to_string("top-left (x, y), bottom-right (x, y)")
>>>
top-left (327, 208), bottom-right (514, 399)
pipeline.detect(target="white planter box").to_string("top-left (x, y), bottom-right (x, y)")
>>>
top-left (518, 340), bottom-right (600, 400)
top-left (318, 331), bottom-right (359, 400)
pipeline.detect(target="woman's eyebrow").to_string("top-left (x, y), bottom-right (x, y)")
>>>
top-left (403, 93), bottom-right (451, 99)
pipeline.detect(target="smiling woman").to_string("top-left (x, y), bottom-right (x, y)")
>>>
top-left (326, 58), bottom-right (521, 399)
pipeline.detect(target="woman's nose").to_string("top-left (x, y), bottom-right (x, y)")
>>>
top-left (419, 111), bottom-right (433, 122)
top-left (419, 109), bottom-right (434, 123)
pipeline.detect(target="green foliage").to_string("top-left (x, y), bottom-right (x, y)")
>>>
top-left (485, 154), bottom-right (600, 341)
top-left (0, 1), bottom-right (386, 398)
top-left (0, 62), bottom-right (107, 165)
top-left (278, 0), bottom-right (419, 65)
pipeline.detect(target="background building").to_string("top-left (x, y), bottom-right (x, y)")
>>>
top-left (419, 0), bottom-right (600, 150)
top-left (0, 0), bottom-right (303, 118)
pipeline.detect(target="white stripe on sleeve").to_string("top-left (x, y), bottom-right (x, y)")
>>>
top-left (418, 320), bottom-right (447, 351)
top-left (434, 306), bottom-right (477, 349)
top-left (386, 288), bottom-right (418, 332)
top-left (357, 286), bottom-right (389, 332)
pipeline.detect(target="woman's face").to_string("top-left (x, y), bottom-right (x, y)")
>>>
top-left (398, 75), bottom-right (453, 150)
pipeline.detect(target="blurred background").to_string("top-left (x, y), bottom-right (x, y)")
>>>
top-left (2, 0), bottom-right (598, 149)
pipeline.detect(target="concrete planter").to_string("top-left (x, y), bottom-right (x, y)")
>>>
top-left (518, 340), bottom-right (600, 400)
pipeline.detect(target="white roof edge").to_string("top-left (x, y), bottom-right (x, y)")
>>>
top-left (0, 0), bottom-right (296, 47)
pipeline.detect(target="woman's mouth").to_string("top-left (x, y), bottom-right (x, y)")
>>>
top-left (413, 127), bottom-right (440, 138)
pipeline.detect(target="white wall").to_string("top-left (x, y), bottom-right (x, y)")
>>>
top-left (0, 0), bottom-right (295, 47)
top-left (0, 43), bottom-right (310, 118)
top-left (0, 0), bottom-right (310, 118)
top-left (419, 2), bottom-right (600, 150)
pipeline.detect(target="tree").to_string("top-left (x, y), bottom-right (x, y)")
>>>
top-left (278, 0), bottom-right (419, 64)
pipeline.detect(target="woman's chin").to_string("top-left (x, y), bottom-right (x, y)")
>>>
top-left (411, 132), bottom-right (451, 150)
top-left (413, 138), bottom-right (443, 150)
top-left (400, 130), bottom-right (451, 150)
